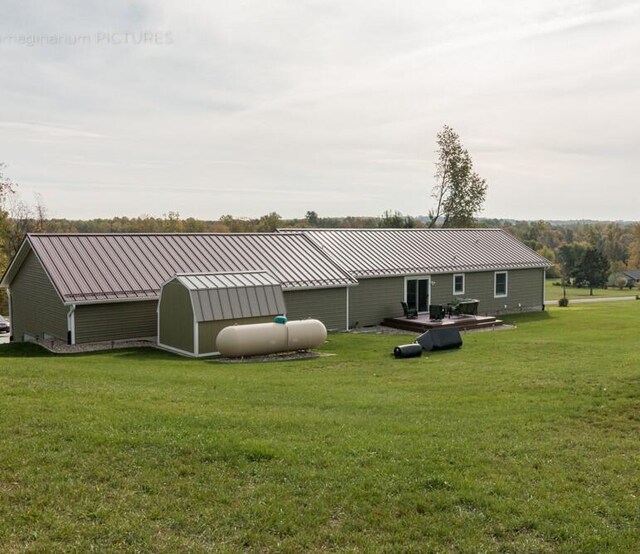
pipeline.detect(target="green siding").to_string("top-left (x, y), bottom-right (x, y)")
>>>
top-left (10, 250), bottom-right (68, 341)
top-left (349, 277), bottom-right (404, 327)
top-left (75, 300), bottom-right (158, 343)
top-left (198, 316), bottom-right (274, 355)
top-left (465, 268), bottom-right (544, 314)
top-left (428, 269), bottom-right (545, 314)
top-left (284, 288), bottom-right (347, 331)
top-left (159, 281), bottom-right (194, 353)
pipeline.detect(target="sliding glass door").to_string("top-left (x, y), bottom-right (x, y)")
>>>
top-left (406, 277), bottom-right (429, 313)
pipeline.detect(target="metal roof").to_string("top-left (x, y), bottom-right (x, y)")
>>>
top-left (167, 271), bottom-right (286, 322)
top-left (282, 228), bottom-right (552, 277)
top-left (1, 233), bottom-right (356, 304)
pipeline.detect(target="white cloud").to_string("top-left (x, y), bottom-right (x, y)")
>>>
top-left (0, 0), bottom-right (638, 220)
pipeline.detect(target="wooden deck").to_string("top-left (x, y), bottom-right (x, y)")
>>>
top-left (381, 313), bottom-right (503, 333)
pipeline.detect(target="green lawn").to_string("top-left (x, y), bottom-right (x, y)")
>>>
top-left (545, 278), bottom-right (639, 301)
top-left (1, 303), bottom-right (639, 552)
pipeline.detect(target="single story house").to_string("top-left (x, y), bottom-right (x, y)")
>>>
top-left (609, 269), bottom-right (640, 288)
top-left (0, 233), bottom-right (356, 344)
top-left (1, 228), bottom-right (551, 345)
top-left (280, 228), bottom-right (552, 327)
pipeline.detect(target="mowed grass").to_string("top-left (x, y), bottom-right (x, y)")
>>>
top-left (1, 304), bottom-right (639, 552)
top-left (545, 278), bottom-right (639, 301)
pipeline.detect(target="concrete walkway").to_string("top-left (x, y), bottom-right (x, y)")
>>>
top-left (545, 296), bottom-right (638, 306)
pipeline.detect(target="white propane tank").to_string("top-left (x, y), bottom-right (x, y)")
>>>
top-left (285, 319), bottom-right (327, 349)
top-left (216, 319), bottom-right (327, 357)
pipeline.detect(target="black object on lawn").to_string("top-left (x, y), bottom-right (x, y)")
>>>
top-left (416, 327), bottom-right (463, 352)
top-left (393, 344), bottom-right (423, 358)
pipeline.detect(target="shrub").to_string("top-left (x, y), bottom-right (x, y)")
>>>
top-left (558, 297), bottom-right (569, 307)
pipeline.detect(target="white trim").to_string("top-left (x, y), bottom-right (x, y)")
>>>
top-left (156, 341), bottom-right (217, 358)
top-left (404, 275), bottom-right (431, 313)
top-left (353, 264), bottom-right (551, 280)
top-left (62, 283), bottom-right (357, 306)
top-left (67, 304), bottom-right (76, 345)
top-left (193, 319), bottom-right (199, 356)
top-left (65, 296), bottom-right (160, 306)
top-left (494, 271), bottom-right (508, 298)
top-left (156, 293), bottom-right (161, 345)
top-left (543, 269), bottom-right (546, 303)
top-left (453, 273), bottom-right (465, 295)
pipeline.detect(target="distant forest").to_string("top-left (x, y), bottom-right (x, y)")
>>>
top-left (2, 209), bottom-right (640, 284)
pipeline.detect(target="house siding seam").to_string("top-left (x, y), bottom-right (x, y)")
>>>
top-left (283, 288), bottom-right (346, 331)
top-left (10, 251), bottom-right (68, 341)
top-left (349, 277), bottom-right (405, 327)
top-left (74, 300), bottom-right (158, 343)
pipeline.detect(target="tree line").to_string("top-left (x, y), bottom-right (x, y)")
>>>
top-left (2, 125), bottom-right (639, 311)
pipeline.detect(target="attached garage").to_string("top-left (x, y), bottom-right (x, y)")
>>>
top-left (0, 233), bottom-right (355, 346)
top-left (158, 271), bottom-right (287, 357)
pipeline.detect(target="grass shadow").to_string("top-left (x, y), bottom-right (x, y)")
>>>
top-left (0, 343), bottom-right (54, 358)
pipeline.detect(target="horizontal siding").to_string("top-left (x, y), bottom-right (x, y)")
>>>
top-left (10, 250), bottom-right (68, 341)
top-left (75, 300), bottom-right (158, 343)
top-left (430, 274), bottom-right (456, 306)
top-left (284, 288), bottom-right (346, 331)
top-left (408, 269), bottom-right (544, 315)
top-left (158, 281), bottom-right (194, 353)
top-left (459, 269), bottom-right (544, 314)
top-left (349, 277), bottom-right (405, 327)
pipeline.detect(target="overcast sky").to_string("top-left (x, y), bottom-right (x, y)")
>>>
top-left (0, 1), bottom-right (638, 221)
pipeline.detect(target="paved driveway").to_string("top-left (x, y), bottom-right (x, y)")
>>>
top-left (0, 334), bottom-right (9, 344)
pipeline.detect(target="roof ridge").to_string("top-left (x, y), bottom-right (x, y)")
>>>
top-left (279, 227), bottom-right (505, 232)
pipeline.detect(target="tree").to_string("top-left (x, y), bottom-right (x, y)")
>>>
top-left (378, 210), bottom-right (416, 229)
top-left (256, 212), bottom-right (282, 232)
top-left (305, 211), bottom-right (319, 227)
top-left (575, 247), bottom-right (610, 296)
top-left (628, 224), bottom-right (640, 269)
top-left (0, 163), bottom-right (17, 314)
top-left (557, 243), bottom-right (587, 284)
top-left (428, 125), bottom-right (487, 228)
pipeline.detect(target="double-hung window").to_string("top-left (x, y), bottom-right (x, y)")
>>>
top-left (494, 271), bottom-right (508, 297)
top-left (453, 274), bottom-right (465, 295)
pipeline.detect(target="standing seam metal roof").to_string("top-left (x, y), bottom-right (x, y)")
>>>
top-left (281, 228), bottom-right (552, 277)
top-left (4, 233), bottom-right (356, 304)
top-left (168, 271), bottom-right (286, 322)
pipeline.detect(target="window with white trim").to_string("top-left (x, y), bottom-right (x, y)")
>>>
top-left (494, 271), bottom-right (508, 297)
top-left (453, 273), bottom-right (465, 295)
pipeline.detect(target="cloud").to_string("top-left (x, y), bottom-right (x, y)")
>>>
top-left (0, 0), bottom-right (639, 220)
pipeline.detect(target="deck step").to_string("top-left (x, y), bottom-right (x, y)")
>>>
top-left (381, 315), bottom-right (503, 333)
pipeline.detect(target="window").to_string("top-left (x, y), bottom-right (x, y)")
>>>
top-left (453, 274), bottom-right (465, 295)
top-left (494, 271), bottom-right (508, 297)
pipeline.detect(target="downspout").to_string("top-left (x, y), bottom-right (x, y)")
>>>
top-left (67, 304), bottom-right (76, 345)
top-left (345, 286), bottom-right (350, 331)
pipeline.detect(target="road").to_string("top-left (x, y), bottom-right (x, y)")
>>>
top-left (544, 296), bottom-right (637, 306)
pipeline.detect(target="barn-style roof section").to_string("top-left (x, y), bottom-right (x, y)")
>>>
top-left (168, 271), bottom-right (286, 322)
top-left (1, 233), bottom-right (356, 304)
top-left (283, 228), bottom-right (552, 277)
